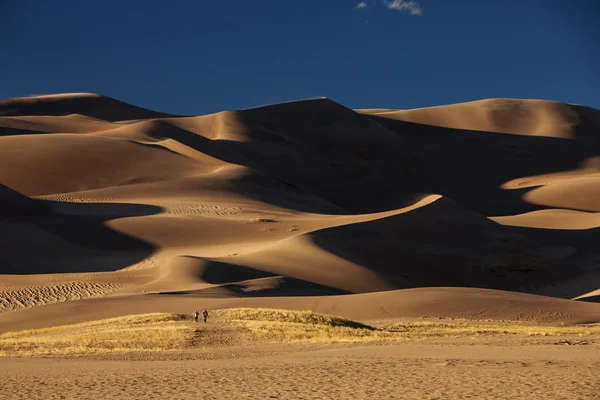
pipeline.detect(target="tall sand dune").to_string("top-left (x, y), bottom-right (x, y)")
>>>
top-left (358, 98), bottom-right (600, 145)
top-left (0, 93), bottom-right (177, 121)
top-left (1, 93), bottom-right (600, 327)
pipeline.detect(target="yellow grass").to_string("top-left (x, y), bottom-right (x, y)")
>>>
top-left (385, 320), bottom-right (598, 337)
top-left (247, 218), bottom-right (277, 223)
top-left (232, 320), bottom-right (392, 343)
top-left (216, 308), bottom-right (374, 329)
top-left (1, 309), bottom-right (599, 356)
top-left (215, 308), bottom-right (386, 343)
top-left (214, 308), bottom-right (600, 343)
top-left (0, 313), bottom-right (193, 356)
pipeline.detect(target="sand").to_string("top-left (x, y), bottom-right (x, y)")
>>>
top-left (3, 287), bottom-right (600, 334)
top-left (2, 93), bottom-right (600, 398)
top-left (1, 339), bottom-right (599, 400)
top-left (2, 93), bottom-right (600, 299)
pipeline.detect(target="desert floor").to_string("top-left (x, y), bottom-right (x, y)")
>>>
top-left (1, 336), bottom-right (599, 400)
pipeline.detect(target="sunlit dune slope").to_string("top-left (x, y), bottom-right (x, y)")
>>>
top-left (358, 98), bottom-right (600, 145)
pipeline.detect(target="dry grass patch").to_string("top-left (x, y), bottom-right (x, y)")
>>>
top-left (386, 320), bottom-right (600, 338)
top-left (215, 308), bottom-right (389, 343)
top-left (2, 309), bottom-right (600, 356)
top-left (0, 313), bottom-right (194, 356)
top-left (247, 218), bottom-right (277, 223)
top-left (216, 308), bottom-right (373, 329)
top-left (216, 309), bottom-right (600, 344)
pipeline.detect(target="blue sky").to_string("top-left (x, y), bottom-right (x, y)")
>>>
top-left (2, 0), bottom-right (599, 115)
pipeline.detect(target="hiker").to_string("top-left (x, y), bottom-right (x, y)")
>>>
top-left (203, 309), bottom-right (208, 323)
top-left (193, 310), bottom-right (199, 323)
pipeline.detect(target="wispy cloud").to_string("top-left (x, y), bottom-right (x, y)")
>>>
top-left (354, 1), bottom-right (368, 9)
top-left (382, 0), bottom-right (422, 15)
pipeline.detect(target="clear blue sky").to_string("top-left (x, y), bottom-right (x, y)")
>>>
top-left (2, 0), bottom-right (599, 115)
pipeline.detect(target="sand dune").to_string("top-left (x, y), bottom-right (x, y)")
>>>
top-left (0, 184), bottom-right (51, 217)
top-left (0, 134), bottom-right (204, 196)
top-left (358, 98), bottom-right (600, 145)
top-left (493, 209), bottom-right (600, 230)
top-left (574, 288), bottom-right (600, 303)
top-left (2, 287), bottom-right (600, 335)
top-left (519, 176), bottom-right (600, 212)
top-left (1, 93), bottom-right (600, 331)
top-left (0, 93), bottom-right (176, 121)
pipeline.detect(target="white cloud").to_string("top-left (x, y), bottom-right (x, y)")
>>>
top-left (383, 0), bottom-right (422, 15)
top-left (354, 1), bottom-right (368, 9)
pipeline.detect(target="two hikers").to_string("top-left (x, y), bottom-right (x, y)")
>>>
top-left (193, 309), bottom-right (209, 323)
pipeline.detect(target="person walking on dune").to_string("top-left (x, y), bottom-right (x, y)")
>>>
top-left (193, 310), bottom-right (199, 323)
top-left (203, 309), bottom-right (208, 323)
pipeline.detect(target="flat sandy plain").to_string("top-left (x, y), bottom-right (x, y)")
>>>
top-left (1, 93), bottom-right (600, 399)
top-left (2, 339), bottom-right (599, 400)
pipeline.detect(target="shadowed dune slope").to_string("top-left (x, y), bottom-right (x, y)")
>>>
top-left (574, 288), bottom-right (600, 303)
top-left (1, 93), bottom-right (600, 318)
top-left (0, 184), bottom-right (51, 217)
top-left (0, 93), bottom-right (177, 121)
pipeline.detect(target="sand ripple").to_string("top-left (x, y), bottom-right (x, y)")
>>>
top-left (0, 282), bottom-right (124, 312)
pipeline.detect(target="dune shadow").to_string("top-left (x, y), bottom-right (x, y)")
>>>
top-left (159, 277), bottom-right (349, 298)
top-left (118, 99), bottom-right (598, 216)
top-left (0, 95), bottom-right (179, 122)
top-left (12, 98), bottom-right (593, 216)
top-left (0, 126), bottom-right (49, 136)
top-left (306, 202), bottom-right (600, 299)
top-left (0, 184), bottom-right (161, 274)
top-left (199, 259), bottom-right (274, 284)
top-left (576, 296), bottom-right (600, 304)
top-left (364, 114), bottom-right (598, 216)
top-left (3, 97), bottom-right (598, 216)
top-left (156, 258), bottom-right (349, 297)
top-left (115, 119), bottom-right (345, 213)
